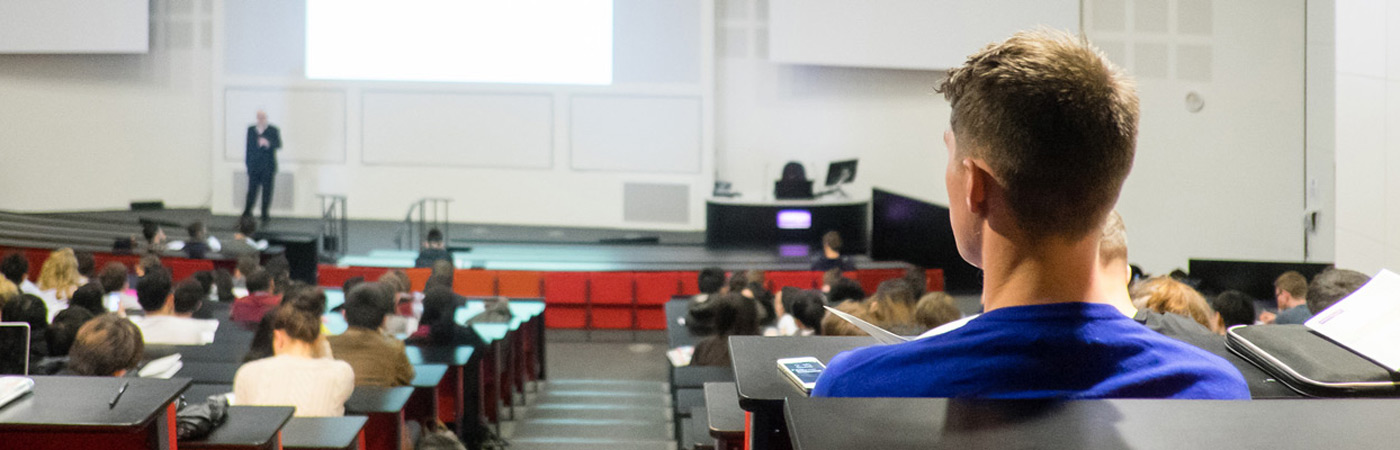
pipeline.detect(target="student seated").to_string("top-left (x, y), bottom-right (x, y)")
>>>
top-left (810, 231), bottom-right (856, 272)
top-left (407, 286), bottom-right (487, 350)
top-left (825, 275), bottom-right (866, 305)
top-left (232, 268), bottom-right (280, 327)
top-left (821, 300), bottom-right (871, 337)
top-left (98, 262), bottom-right (140, 315)
top-left (769, 287), bottom-right (826, 336)
top-left (244, 285), bottom-right (333, 362)
top-left (221, 214), bottom-right (268, 257)
top-left (2, 294), bottom-right (48, 373)
top-left (1305, 268), bottom-right (1370, 315)
top-left (37, 248), bottom-right (83, 322)
top-left (34, 307), bottom-right (95, 374)
top-left (65, 314), bottom-right (145, 377)
top-left (1130, 276), bottom-right (1214, 330)
top-left (1261, 271), bottom-right (1311, 324)
top-left (137, 222), bottom-right (168, 255)
top-left (1208, 290), bottom-right (1257, 334)
top-left (234, 304), bottom-right (355, 417)
top-left (914, 292), bottom-right (961, 331)
top-left (691, 293), bottom-right (760, 367)
top-left (168, 221), bottom-right (222, 259)
top-left (862, 279), bottom-right (924, 336)
top-left (1, 252), bottom-right (40, 296)
top-left (685, 267), bottom-right (728, 336)
top-left (328, 283), bottom-right (415, 387)
top-left (812, 30), bottom-right (1247, 400)
top-left (68, 283), bottom-right (108, 316)
top-left (414, 228), bottom-right (452, 268)
top-left (132, 275), bottom-right (219, 345)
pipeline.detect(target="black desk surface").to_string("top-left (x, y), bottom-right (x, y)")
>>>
top-left (674, 366), bottom-right (735, 389)
top-left (281, 416), bottom-right (369, 449)
top-left (185, 383), bottom-right (234, 402)
top-left (410, 364), bottom-right (448, 388)
top-left (344, 386), bottom-right (414, 414)
top-left (184, 406), bottom-right (293, 449)
top-left (176, 361), bottom-right (242, 385)
top-left (704, 382), bottom-right (744, 439)
top-left (405, 345), bottom-right (475, 367)
top-left (785, 397), bottom-right (1400, 450)
top-left (729, 336), bottom-right (874, 411)
top-left (0, 376), bottom-right (191, 430)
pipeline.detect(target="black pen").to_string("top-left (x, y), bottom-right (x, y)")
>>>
top-left (108, 381), bottom-right (129, 409)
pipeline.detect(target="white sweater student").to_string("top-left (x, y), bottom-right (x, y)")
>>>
top-left (233, 305), bottom-right (354, 417)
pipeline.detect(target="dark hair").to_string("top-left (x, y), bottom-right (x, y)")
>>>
top-left (344, 283), bottom-right (392, 329)
top-left (236, 254), bottom-right (261, 278)
top-left (74, 251), bottom-right (95, 278)
top-left (902, 267), bottom-right (928, 298)
top-left (827, 277), bottom-right (866, 304)
top-left (45, 307), bottom-right (94, 357)
top-left (246, 268), bottom-right (273, 293)
top-left (1210, 290), bottom-right (1257, 329)
top-left (264, 255), bottom-right (291, 295)
top-left (172, 279), bottom-right (206, 314)
top-left (268, 304), bottom-right (320, 343)
top-left (419, 286), bottom-right (460, 346)
top-left (281, 283), bottom-right (326, 316)
top-left (237, 214), bottom-right (258, 236)
top-left (426, 260), bottom-right (454, 290)
top-left (426, 228), bottom-right (444, 243)
top-left (875, 278), bottom-right (918, 306)
top-left (70, 283), bottom-right (107, 315)
top-left (788, 290), bottom-right (827, 333)
top-left (186, 221), bottom-right (206, 240)
top-left (698, 268), bottom-right (726, 295)
top-left (68, 314), bottom-right (143, 376)
top-left (342, 276), bottom-right (366, 294)
top-left (139, 254), bottom-right (163, 275)
top-left (136, 268), bottom-right (173, 312)
top-left (2, 294), bottom-right (48, 336)
top-left (711, 293), bottom-right (760, 337)
top-left (1, 253), bottom-right (28, 284)
top-left (1307, 269), bottom-right (1371, 314)
top-left (98, 262), bottom-right (128, 294)
top-left (142, 223), bottom-right (161, 243)
top-left (822, 231), bottom-right (843, 253)
top-left (726, 272), bottom-right (748, 294)
top-left (193, 271), bottom-right (214, 294)
top-left (213, 269), bottom-right (236, 303)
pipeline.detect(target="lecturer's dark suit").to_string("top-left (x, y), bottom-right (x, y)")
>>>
top-left (244, 124), bottom-right (281, 220)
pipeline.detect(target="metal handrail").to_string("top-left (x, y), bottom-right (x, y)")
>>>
top-left (396, 197), bottom-right (453, 250)
top-left (316, 194), bottom-right (348, 258)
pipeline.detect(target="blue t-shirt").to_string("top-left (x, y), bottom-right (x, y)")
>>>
top-left (812, 302), bottom-right (1249, 399)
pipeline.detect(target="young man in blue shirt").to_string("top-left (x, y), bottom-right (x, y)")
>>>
top-left (812, 29), bottom-right (1249, 400)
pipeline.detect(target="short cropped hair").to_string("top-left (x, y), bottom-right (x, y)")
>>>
top-left (136, 268), bottom-right (173, 312)
top-left (268, 303), bottom-right (320, 344)
top-left (1099, 210), bottom-right (1128, 263)
top-left (710, 293), bottom-right (759, 337)
top-left (698, 268), bottom-right (726, 295)
top-left (68, 314), bottom-right (144, 376)
top-left (70, 283), bottom-right (107, 315)
top-left (426, 260), bottom-right (454, 290)
top-left (827, 277), bottom-right (866, 304)
top-left (236, 214), bottom-right (258, 236)
top-left (98, 262), bottom-right (128, 294)
top-left (1306, 269), bottom-right (1370, 314)
top-left (187, 221), bottom-right (207, 239)
top-left (246, 268), bottom-right (273, 293)
top-left (822, 231), bottom-right (844, 252)
top-left (1274, 271), bottom-right (1308, 300)
top-left (172, 279), bottom-right (206, 314)
top-left (1131, 276), bottom-right (1212, 328)
top-left (0, 252), bottom-right (28, 284)
top-left (938, 29), bottom-right (1139, 239)
top-left (426, 228), bottom-right (444, 243)
top-left (1210, 290), bottom-right (1257, 329)
top-left (345, 283), bottom-right (392, 329)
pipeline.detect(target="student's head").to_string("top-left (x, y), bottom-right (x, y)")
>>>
top-left (68, 314), bottom-right (144, 377)
top-left (74, 251), bottom-right (96, 278)
top-left (1099, 210), bottom-right (1130, 285)
top-left (282, 284), bottom-right (327, 316)
top-left (172, 279), bottom-right (206, 315)
top-left (425, 228), bottom-right (445, 249)
top-left (142, 222), bottom-right (164, 244)
top-left (213, 269), bottom-right (236, 303)
top-left (744, 270), bottom-right (766, 290)
top-left (38, 248), bottom-right (81, 294)
top-left (256, 110), bottom-right (268, 126)
top-left (1209, 290), bottom-right (1257, 334)
top-left (98, 262), bottom-right (129, 295)
top-left (1273, 271), bottom-right (1308, 307)
top-left (236, 214), bottom-right (258, 237)
top-left (698, 267), bottom-right (726, 295)
top-left (193, 270), bottom-right (214, 294)
top-left (246, 268), bottom-right (274, 293)
top-left (136, 268), bottom-right (174, 313)
top-left (45, 307), bottom-right (94, 357)
top-left (186, 221), bottom-right (208, 240)
top-left (822, 231), bottom-right (844, 254)
top-left (263, 255), bottom-right (291, 293)
top-left (1306, 268), bottom-right (1371, 314)
top-left (345, 283), bottom-right (392, 330)
top-left (821, 300), bottom-right (870, 337)
top-left (821, 268), bottom-right (843, 292)
top-left (915, 292), bottom-right (962, 330)
top-left (937, 29), bottom-right (1138, 266)
top-left (137, 254), bottom-right (162, 277)
top-left (902, 267), bottom-right (928, 298)
top-left (787, 289), bottom-right (827, 333)
top-left (711, 293), bottom-right (760, 337)
top-left (70, 283), bottom-right (107, 316)
top-left (236, 254), bottom-right (260, 279)
top-left (867, 279), bottom-right (919, 330)
top-left (1, 294), bottom-right (47, 335)
top-left (426, 260), bottom-right (454, 290)
top-left (379, 270), bottom-right (410, 295)
top-left (827, 277), bottom-right (866, 304)
top-left (726, 272), bottom-right (748, 295)
top-left (874, 278), bottom-right (918, 306)
top-left (0, 252), bottom-right (29, 284)
top-left (342, 276), bottom-right (366, 295)
top-left (420, 285), bottom-right (456, 328)
top-left (1130, 276), bottom-right (1212, 329)
top-left (268, 303), bottom-right (321, 350)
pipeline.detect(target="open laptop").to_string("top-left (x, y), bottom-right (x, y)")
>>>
top-left (0, 323), bottom-right (31, 375)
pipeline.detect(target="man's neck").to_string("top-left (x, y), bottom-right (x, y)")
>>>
top-left (978, 228), bottom-right (1118, 312)
top-left (824, 248), bottom-right (840, 259)
top-left (1283, 297), bottom-right (1307, 309)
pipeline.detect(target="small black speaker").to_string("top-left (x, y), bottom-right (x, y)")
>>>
top-left (130, 200), bottom-right (165, 211)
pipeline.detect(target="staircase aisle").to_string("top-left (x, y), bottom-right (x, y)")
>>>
top-left (504, 379), bottom-right (676, 450)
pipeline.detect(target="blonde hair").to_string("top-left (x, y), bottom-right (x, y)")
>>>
top-left (821, 300), bottom-right (869, 337)
top-left (914, 292), bottom-right (961, 329)
top-left (0, 278), bottom-right (17, 306)
top-left (1131, 276), bottom-right (1212, 328)
top-left (38, 248), bottom-right (82, 300)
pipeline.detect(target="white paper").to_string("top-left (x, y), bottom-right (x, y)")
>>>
top-left (822, 306), bottom-right (909, 345)
top-left (1305, 269), bottom-right (1400, 372)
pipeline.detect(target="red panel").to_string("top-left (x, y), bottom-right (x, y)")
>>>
top-left (925, 269), bottom-right (945, 292)
top-left (92, 252), bottom-right (140, 273)
top-left (636, 306), bottom-right (667, 330)
top-left (588, 272), bottom-right (635, 306)
top-left (856, 269), bottom-right (906, 294)
top-left (162, 258), bottom-right (215, 282)
top-left (24, 248), bottom-right (48, 281)
top-left (589, 306), bottom-right (634, 329)
top-left (405, 268), bottom-right (432, 292)
top-left (634, 272), bottom-right (682, 305)
top-left (497, 271), bottom-right (542, 297)
top-left (767, 271), bottom-right (821, 291)
top-left (318, 266), bottom-right (392, 288)
top-left (543, 272), bottom-right (588, 305)
top-left (678, 271), bottom-right (701, 296)
top-left (544, 306), bottom-right (588, 329)
top-left (454, 270), bottom-right (497, 297)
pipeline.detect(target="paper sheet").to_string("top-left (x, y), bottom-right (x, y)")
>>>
top-left (822, 306), bottom-right (909, 345)
top-left (1306, 269), bottom-right (1400, 372)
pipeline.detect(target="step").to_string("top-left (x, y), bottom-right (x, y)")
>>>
top-left (543, 379), bottom-right (669, 394)
top-left (511, 418), bottom-right (673, 441)
top-left (533, 391), bottom-right (670, 408)
top-left (506, 437), bottom-right (675, 450)
top-left (526, 403), bottom-right (674, 421)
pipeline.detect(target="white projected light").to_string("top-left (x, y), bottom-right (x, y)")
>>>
top-left (306, 0), bottom-right (612, 85)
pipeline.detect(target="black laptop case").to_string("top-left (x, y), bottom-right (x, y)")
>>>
top-left (1225, 324), bottom-right (1400, 397)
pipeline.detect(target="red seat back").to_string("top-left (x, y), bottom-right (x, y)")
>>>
top-left (634, 272), bottom-right (682, 305)
top-left (454, 270), bottom-right (497, 297)
top-left (497, 271), bottom-right (542, 297)
top-left (543, 272), bottom-right (589, 305)
top-left (589, 273), bottom-right (635, 305)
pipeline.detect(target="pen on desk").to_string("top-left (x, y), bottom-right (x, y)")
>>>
top-left (109, 381), bottom-right (129, 409)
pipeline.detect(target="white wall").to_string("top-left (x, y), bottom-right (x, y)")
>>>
top-left (1333, 0), bottom-right (1400, 275)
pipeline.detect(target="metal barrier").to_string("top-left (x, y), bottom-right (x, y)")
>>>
top-left (396, 197), bottom-right (452, 250)
top-left (317, 194), bottom-right (348, 258)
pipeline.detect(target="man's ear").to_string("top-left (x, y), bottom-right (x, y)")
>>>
top-left (963, 159), bottom-right (990, 216)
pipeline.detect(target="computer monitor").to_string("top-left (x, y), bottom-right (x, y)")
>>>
top-left (0, 323), bottom-right (31, 375)
top-left (824, 159), bottom-right (858, 186)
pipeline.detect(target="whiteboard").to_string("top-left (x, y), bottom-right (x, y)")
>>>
top-left (361, 91), bottom-right (554, 169)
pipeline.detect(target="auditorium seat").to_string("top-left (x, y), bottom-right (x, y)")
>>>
top-left (317, 266), bottom-right (392, 289)
top-left (589, 272), bottom-right (636, 329)
top-left (405, 268), bottom-right (431, 291)
top-left (924, 269), bottom-right (945, 292)
top-left (678, 271), bottom-right (701, 296)
top-left (163, 258), bottom-right (215, 282)
top-left (543, 272), bottom-right (589, 329)
top-left (453, 269), bottom-right (496, 297)
top-left (497, 271), bottom-right (542, 297)
top-left (766, 271), bottom-right (822, 291)
top-left (856, 268), bottom-right (905, 294)
top-left (635, 272), bottom-right (682, 330)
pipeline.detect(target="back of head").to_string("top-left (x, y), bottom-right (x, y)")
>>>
top-left (698, 267), bottom-right (726, 295)
top-left (1099, 210), bottom-right (1128, 264)
top-left (142, 222), bottom-right (161, 243)
top-left (342, 276), bottom-right (366, 294)
top-left (822, 231), bottom-right (843, 253)
top-left (69, 314), bottom-right (144, 376)
top-left (74, 251), bottom-right (95, 278)
top-left (915, 292), bottom-right (962, 330)
top-left (938, 29), bottom-right (1138, 239)
top-left (345, 282), bottom-right (392, 329)
top-left (136, 268), bottom-right (173, 312)
top-left (172, 279), bottom-right (206, 314)
top-left (2, 294), bottom-right (48, 333)
top-left (379, 270), bottom-right (410, 295)
top-left (98, 262), bottom-right (129, 294)
top-left (39, 248), bottom-right (80, 293)
top-left (420, 285), bottom-right (456, 328)
top-left (187, 221), bottom-right (206, 240)
top-left (193, 271), bottom-right (214, 294)
top-left (781, 161), bottom-right (806, 181)
top-left (1130, 276), bottom-right (1212, 328)
top-left (874, 278), bottom-right (917, 306)
top-left (426, 259), bottom-right (455, 290)
top-left (46, 307), bottom-right (94, 357)
top-left (902, 267), bottom-right (928, 298)
top-left (70, 283), bottom-right (107, 315)
top-left (236, 214), bottom-right (258, 236)
top-left (246, 268), bottom-right (273, 293)
top-left (282, 284), bottom-right (327, 316)
top-left (1210, 290), bottom-right (1257, 329)
top-left (821, 300), bottom-right (870, 337)
top-left (711, 293), bottom-right (759, 337)
top-left (867, 280), bottom-right (919, 331)
top-left (788, 290), bottom-right (827, 333)
top-left (268, 303), bottom-right (320, 344)
top-left (744, 270), bottom-right (766, 289)
top-left (726, 272), bottom-right (748, 294)
top-left (0, 252), bottom-right (28, 284)
top-left (426, 228), bottom-right (444, 245)
top-left (1274, 271), bottom-right (1308, 300)
top-left (213, 269), bottom-right (236, 302)
top-left (236, 254), bottom-right (261, 278)
top-left (827, 277), bottom-right (866, 304)
top-left (822, 268), bottom-right (843, 290)
top-left (138, 254), bottom-right (163, 276)
top-left (1306, 269), bottom-right (1371, 314)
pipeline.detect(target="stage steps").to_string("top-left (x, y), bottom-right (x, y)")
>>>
top-left (503, 379), bottom-right (675, 450)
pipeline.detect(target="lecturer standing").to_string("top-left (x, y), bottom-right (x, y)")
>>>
top-left (244, 110), bottom-right (281, 224)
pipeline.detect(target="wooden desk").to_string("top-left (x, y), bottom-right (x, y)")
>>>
top-left (729, 336), bottom-right (873, 450)
top-left (176, 361), bottom-right (243, 384)
top-left (344, 386), bottom-right (413, 450)
top-left (405, 364), bottom-right (448, 423)
top-left (0, 376), bottom-right (191, 450)
top-left (183, 406), bottom-right (293, 450)
top-left (282, 416), bottom-right (368, 450)
top-left (784, 397), bottom-right (1400, 449)
top-left (405, 345), bottom-right (478, 440)
top-left (704, 382), bottom-right (744, 450)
